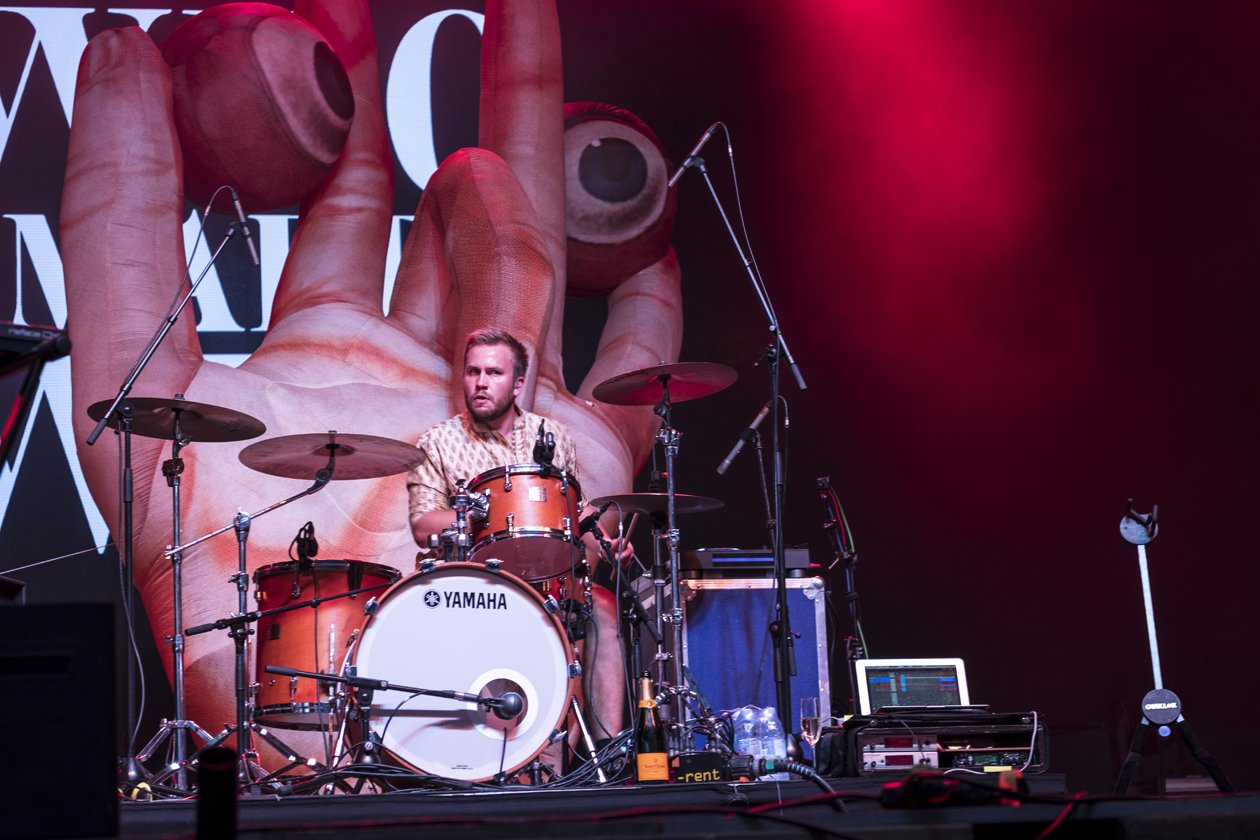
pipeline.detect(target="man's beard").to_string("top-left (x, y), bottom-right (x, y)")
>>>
top-left (467, 390), bottom-right (515, 424)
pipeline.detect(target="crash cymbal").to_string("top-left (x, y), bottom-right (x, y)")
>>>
top-left (589, 492), bottom-right (723, 517)
top-left (239, 432), bottom-right (425, 480)
top-left (592, 362), bottom-right (737, 406)
top-left (87, 397), bottom-right (266, 443)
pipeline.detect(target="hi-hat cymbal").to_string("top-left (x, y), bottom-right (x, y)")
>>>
top-left (239, 432), bottom-right (424, 480)
top-left (592, 362), bottom-right (737, 406)
top-left (589, 492), bottom-right (723, 517)
top-left (87, 397), bottom-right (266, 443)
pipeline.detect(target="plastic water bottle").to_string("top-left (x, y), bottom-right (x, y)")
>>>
top-left (733, 705), bottom-right (760, 757)
top-left (757, 706), bottom-right (790, 780)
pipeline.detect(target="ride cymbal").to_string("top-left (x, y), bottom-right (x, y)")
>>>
top-left (591, 362), bottom-right (736, 406)
top-left (87, 397), bottom-right (265, 443)
top-left (239, 432), bottom-right (424, 480)
top-left (588, 492), bottom-right (723, 517)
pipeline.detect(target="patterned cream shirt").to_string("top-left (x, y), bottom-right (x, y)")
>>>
top-left (406, 407), bottom-right (581, 523)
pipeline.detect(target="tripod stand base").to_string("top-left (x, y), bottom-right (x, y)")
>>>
top-left (1115, 694), bottom-right (1233, 795)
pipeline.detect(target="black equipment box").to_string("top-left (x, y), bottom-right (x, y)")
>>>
top-left (817, 710), bottom-right (1047, 777)
top-left (681, 547), bottom-right (813, 574)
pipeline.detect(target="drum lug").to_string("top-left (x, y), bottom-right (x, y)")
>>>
top-left (485, 558), bottom-right (502, 574)
top-left (568, 661), bottom-right (583, 678)
top-left (549, 727), bottom-right (567, 744)
top-left (363, 596), bottom-right (381, 615)
top-left (417, 556), bottom-right (436, 574)
top-left (543, 595), bottom-right (560, 614)
top-left (506, 512), bottom-right (515, 530)
top-left (504, 473), bottom-right (512, 492)
top-left (561, 516), bottom-right (572, 538)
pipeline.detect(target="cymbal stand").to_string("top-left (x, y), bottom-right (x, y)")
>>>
top-left (167, 462), bottom-right (334, 786)
top-left (652, 377), bottom-right (688, 731)
top-left (1113, 501), bottom-right (1232, 795)
top-left (133, 403), bottom-right (214, 790)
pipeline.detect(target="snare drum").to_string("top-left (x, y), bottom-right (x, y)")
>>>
top-left (348, 562), bottom-right (578, 781)
top-left (468, 464), bottom-right (582, 580)
top-left (252, 559), bottom-right (400, 729)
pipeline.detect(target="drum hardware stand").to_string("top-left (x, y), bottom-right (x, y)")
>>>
top-left (677, 123), bottom-right (808, 727)
top-left (178, 578), bottom-right (394, 788)
top-left (133, 405), bottom-right (216, 791)
top-left (1113, 501), bottom-right (1232, 795)
top-left (82, 206), bottom-right (247, 787)
top-left (818, 476), bottom-right (864, 716)
top-left (615, 564), bottom-right (660, 690)
top-left (650, 377), bottom-right (692, 737)
top-left (428, 480), bottom-right (479, 562)
top-left (169, 464), bottom-right (335, 787)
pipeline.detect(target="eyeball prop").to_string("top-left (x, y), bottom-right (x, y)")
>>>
top-left (160, 2), bottom-right (355, 211)
top-left (564, 102), bottom-right (677, 296)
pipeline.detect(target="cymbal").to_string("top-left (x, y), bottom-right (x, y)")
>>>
top-left (592, 362), bottom-right (737, 406)
top-left (239, 432), bottom-right (424, 480)
top-left (87, 397), bottom-right (266, 443)
top-left (589, 492), bottom-right (723, 517)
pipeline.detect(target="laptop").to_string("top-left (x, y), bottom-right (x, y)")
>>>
top-left (854, 658), bottom-right (982, 715)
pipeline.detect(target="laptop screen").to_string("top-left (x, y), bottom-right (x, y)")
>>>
top-left (855, 658), bottom-right (970, 715)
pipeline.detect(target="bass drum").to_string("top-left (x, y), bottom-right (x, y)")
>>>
top-left (349, 563), bottom-right (577, 781)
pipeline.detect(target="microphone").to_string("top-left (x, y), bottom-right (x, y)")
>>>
top-left (667, 122), bottom-right (719, 188)
top-left (533, 418), bottom-right (550, 464)
top-left (229, 188), bottom-right (260, 266)
top-left (577, 500), bottom-right (615, 536)
top-left (296, 521), bottom-right (318, 560)
top-left (487, 691), bottom-right (524, 720)
top-left (716, 401), bottom-right (771, 475)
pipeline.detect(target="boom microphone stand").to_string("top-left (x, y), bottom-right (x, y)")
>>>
top-left (85, 205), bottom-right (249, 786)
top-left (675, 123), bottom-right (807, 722)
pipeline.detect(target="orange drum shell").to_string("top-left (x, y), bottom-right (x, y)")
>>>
top-left (468, 464), bottom-right (582, 581)
top-left (253, 559), bottom-right (400, 729)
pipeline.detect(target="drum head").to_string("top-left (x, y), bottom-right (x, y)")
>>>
top-left (352, 563), bottom-right (576, 781)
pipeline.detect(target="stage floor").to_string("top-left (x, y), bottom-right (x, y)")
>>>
top-left (100, 774), bottom-right (1260, 840)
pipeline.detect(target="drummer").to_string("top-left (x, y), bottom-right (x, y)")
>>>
top-left (406, 327), bottom-right (630, 753)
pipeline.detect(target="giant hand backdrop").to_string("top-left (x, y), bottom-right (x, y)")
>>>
top-left (2, 0), bottom-right (1259, 792)
top-left (47, 0), bottom-right (681, 761)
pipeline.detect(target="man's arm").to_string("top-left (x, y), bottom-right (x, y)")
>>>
top-left (410, 509), bottom-right (458, 549)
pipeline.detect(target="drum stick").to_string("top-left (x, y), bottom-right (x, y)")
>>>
top-left (625, 512), bottom-right (640, 540)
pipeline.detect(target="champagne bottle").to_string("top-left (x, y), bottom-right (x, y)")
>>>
top-left (635, 672), bottom-right (669, 784)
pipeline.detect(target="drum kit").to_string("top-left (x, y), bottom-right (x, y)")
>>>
top-left (93, 359), bottom-right (738, 793)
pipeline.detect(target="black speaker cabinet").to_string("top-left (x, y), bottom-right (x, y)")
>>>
top-left (0, 604), bottom-right (117, 838)
top-left (678, 576), bottom-right (830, 721)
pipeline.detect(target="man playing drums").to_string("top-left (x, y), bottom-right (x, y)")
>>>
top-left (407, 328), bottom-right (631, 764)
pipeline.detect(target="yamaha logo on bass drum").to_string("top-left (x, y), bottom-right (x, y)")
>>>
top-left (424, 588), bottom-right (510, 610)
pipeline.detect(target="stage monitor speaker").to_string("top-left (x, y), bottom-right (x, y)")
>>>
top-left (0, 604), bottom-right (117, 838)
top-left (679, 576), bottom-right (830, 722)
